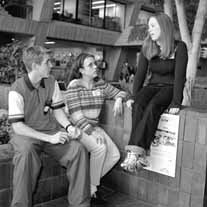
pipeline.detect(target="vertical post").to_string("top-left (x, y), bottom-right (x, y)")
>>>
top-left (103, 0), bottom-right (106, 28)
top-left (75, 0), bottom-right (79, 20)
top-left (89, 0), bottom-right (92, 25)
top-left (62, 0), bottom-right (65, 17)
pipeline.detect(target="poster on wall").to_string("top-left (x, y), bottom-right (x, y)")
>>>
top-left (144, 113), bottom-right (180, 177)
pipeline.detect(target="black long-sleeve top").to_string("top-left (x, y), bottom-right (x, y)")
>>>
top-left (133, 41), bottom-right (188, 108)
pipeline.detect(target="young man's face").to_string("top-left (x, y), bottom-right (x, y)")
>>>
top-left (36, 55), bottom-right (53, 78)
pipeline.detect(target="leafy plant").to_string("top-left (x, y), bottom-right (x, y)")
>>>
top-left (0, 40), bottom-right (26, 84)
top-left (0, 113), bottom-right (10, 145)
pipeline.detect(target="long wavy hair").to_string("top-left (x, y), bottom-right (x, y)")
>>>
top-left (142, 13), bottom-right (175, 60)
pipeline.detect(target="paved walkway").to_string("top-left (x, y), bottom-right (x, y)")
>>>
top-left (34, 186), bottom-right (153, 207)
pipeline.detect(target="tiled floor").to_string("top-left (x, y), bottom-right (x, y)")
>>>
top-left (34, 186), bottom-right (153, 207)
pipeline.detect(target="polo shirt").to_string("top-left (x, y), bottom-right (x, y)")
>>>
top-left (8, 74), bottom-right (65, 135)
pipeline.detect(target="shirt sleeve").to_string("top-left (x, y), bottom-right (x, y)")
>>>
top-left (51, 81), bottom-right (65, 110)
top-left (103, 82), bottom-right (128, 100)
top-left (65, 85), bottom-right (94, 135)
top-left (169, 41), bottom-right (188, 108)
top-left (8, 91), bottom-right (24, 123)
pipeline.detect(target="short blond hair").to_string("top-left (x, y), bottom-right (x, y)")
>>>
top-left (23, 46), bottom-right (52, 72)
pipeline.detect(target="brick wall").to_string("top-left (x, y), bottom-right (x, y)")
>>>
top-left (100, 100), bottom-right (207, 207)
top-left (0, 144), bottom-right (68, 207)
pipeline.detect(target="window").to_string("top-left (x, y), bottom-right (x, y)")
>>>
top-left (53, 0), bottom-right (77, 22)
top-left (91, 0), bottom-right (105, 28)
top-left (52, 0), bottom-right (125, 31)
top-left (105, 0), bottom-right (125, 31)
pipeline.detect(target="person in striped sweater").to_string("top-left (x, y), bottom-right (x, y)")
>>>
top-left (64, 53), bottom-right (129, 204)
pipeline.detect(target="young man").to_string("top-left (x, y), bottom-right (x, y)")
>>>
top-left (8, 46), bottom-right (90, 207)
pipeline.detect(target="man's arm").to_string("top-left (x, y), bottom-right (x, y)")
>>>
top-left (12, 121), bottom-right (69, 144)
top-left (53, 108), bottom-right (81, 139)
top-left (53, 108), bottom-right (71, 129)
top-left (12, 122), bottom-right (51, 142)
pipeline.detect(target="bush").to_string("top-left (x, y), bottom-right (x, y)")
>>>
top-left (0, 110), bottom-right (11, 145)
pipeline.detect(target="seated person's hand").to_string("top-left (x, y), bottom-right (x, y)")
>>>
top-left (126, 99), bottom-right (134, 110)
top-left (67, 125), bottom-right (82, 139)
top-left (113, 97), bottom-right (123, 116)
top-left (91, 130), bottom-right (105, 145)
top-left (50, 131), bottom-right (69, 144)
top-left (168, 107), bottom-right (180, 114)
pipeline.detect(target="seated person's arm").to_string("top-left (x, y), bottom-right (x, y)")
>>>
top-left (66, 80), bottom-right (95, 135)
top-left (52, 81), bottom-right (81, 139)
top-left (66, 80), bottom-right (105, 143)
top-left (9, 90), bottom-right (69, 144)
top-left (103, 81), bottom-right (131, 116)
top-left (12, 121), bottom-right (67, 144)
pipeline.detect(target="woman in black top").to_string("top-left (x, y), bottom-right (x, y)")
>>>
top-left (121, 13), bottom-right (188, 172)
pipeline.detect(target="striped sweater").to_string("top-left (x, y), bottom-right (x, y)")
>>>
top-left (64, 79), bottom-right (128, 135)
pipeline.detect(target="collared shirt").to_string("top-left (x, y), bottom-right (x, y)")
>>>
top-left (8, 74), bottom-right (65, 134)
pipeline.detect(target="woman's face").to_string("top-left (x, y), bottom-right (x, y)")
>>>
top-left (81, 56), bottom-right (98, 79)
top-left (148, 17), bottom-right (161, 41)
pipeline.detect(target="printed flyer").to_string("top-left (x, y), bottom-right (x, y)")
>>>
top-left (144, 113), bottom-right (180, 177)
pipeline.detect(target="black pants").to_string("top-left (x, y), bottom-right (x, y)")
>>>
top-left (129, 85), bottom-right (173, 150)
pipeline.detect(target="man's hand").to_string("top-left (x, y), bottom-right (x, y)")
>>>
top-left (113, 97), bottom-right (123, 116)
top-left (49, 131), bottom-right (69, 144)
top-left (67, 125), bottom-right (82, 139)
top-left (91, 130), bottom-right (105, 145)
top-left (126, 99), bottom-right (134, 110)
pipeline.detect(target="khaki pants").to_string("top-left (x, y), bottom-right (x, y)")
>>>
top-left (81, 126), bottom-right (120, 186)
top-left (10, 134), bottom-right (90, 207)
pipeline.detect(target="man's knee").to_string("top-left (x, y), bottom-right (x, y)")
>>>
top-left (12, 140), bottom-right (37, 156)
top-left (70, 141), bottom-right (88, 159)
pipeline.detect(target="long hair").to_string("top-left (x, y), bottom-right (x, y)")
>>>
top-left (142, 13), bottom-right (175, 60)
top-left (69, 53), bottom-right (94, 81)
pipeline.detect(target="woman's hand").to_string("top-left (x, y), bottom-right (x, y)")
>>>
top-left (126, 99), bottom-right (134, 110)
top-left (67, 126), bottom-right (82, 139)
top-left (168, 107), bottom-right (180, 114)
top-left (113, 97), bottom-right (123, 116)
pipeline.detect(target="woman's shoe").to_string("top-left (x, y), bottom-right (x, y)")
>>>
top-left (120, 150), bottom-right (131, 168)
top-left (137, 156), bottom-right (150, 169)
top-left (91, 191), bottom-right (107, 206)
top-left (120, 151), bottom-right (138, 172)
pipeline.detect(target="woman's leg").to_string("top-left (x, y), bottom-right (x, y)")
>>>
top-left (80, 131), bottom-right (107, 187)
top-left (136, 87), bottom-right (173, 150)
top-left (129, 87), bottom-right (158, 149)
top-left (94, 127), bottom-right (120, 177)
top-left (121, 86), bottom-right (173, 171)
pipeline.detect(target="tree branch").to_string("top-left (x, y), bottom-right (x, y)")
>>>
top-left (175, 0), bottom-right (191, 49)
